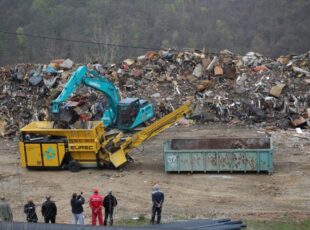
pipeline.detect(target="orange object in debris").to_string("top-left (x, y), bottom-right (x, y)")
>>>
top-left (145, 51), bottom-right (157, 60)
top-left (253, 65), bottom-right (269, 72)
top-left (50, 59), bottom-right (65, 69)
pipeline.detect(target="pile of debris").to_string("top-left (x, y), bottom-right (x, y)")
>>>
top-left (0, 49), bottom-right (310, 137)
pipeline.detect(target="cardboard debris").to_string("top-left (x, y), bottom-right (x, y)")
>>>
top-left (0, 120), bottom-right (6, 137)
top-left (277, 56), bottom-right (290, 65)
top-left (186, 75), bottom-right (197, 83)
top-left (291, 116), bottom-right (306, 127)
top-left (214, 65), bottom-right (223, 76)
top-left (270, 84), bottom-right (286, 98)
top-left (196, 80), bottom-right (212, 92)
top-left (202, 58), bottom-right (211, 68)
top-left (123, 59), bottom-right (135, 66)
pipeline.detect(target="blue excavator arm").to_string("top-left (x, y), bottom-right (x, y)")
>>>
top-left (52, 66), bottom-right (120, 127)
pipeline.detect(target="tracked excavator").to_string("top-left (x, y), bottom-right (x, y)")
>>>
top-left (19, 66), bottom-right (192, 172)
top-left (50, 65), bottom-right (154, 130)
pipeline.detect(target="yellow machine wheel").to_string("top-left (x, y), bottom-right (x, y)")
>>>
top-left (68, 160), bottom-right (81, 172)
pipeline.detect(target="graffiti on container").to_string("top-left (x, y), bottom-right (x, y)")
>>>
top-left (167, 155), bottom-right (177, 167)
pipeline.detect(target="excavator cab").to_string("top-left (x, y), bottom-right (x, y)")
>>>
top-left (117, 98), bottom-right (154, 130)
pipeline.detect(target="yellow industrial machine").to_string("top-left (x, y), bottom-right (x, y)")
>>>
top-left (19, 101), bottom-right (192, 172)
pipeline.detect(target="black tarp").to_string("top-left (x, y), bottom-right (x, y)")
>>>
top-left (0, 219), bottom-right (246, 230)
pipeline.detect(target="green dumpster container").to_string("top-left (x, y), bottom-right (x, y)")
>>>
top-left (163, 137), bottom-right (273, 173)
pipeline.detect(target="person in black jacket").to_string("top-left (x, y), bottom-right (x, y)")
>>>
top-left (103, 189), bottom-right (117, 226)
top-left (41, 196), bottom-right (57, 224)
top-left (24, 198), bottom-right (38, 223)
top-left (71, 192), bottom-right (85, 225)
top-left (151, 184), bottom-right (164, 224)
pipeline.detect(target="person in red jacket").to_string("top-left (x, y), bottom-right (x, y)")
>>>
top-left (89, 188), bottom-right (103, 225)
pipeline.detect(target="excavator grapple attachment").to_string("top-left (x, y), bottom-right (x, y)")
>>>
top-left (49, 106), bottom-right (77, 124)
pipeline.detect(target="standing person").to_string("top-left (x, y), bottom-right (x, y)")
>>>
top-left (89, 188), bottom-right (103, 225)
top-left (0, 196), bottom-right (13, 222)
top-left (151, 184), bottom-right (164, 224)
top-left (71, 192), bottom-right (85, 225)
top-left (24, 198), bottom-right (38, 223)
top-left (103, 189), bottom-right (117, 226)
top-left (41, 196), bottom-right (57, 224)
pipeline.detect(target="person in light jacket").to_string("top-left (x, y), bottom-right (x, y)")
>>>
top-left (0, 196), bottom-right (13, 222)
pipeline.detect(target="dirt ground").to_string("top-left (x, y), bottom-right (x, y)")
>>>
top-left (1, 124), bottom-right (310, 224)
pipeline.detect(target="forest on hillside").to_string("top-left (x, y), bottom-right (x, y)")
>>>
top-left (0, 0), bottom-right (309, 65)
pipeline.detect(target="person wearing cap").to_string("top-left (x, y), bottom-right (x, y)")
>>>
top-left (89, 188), bottom-right (103, 225)
top-left (24, 198), bottom-right (38, 223)
top-left (151, 184), bottom-right (164, 224)
top-left (71, 192), bottom-right (85, 225)
top-left (103, 189), bottom-right (118, 226)
top-left (0, 196), bottom-right (13, 222)
top-left (41, 196), bottom-right (57, 223)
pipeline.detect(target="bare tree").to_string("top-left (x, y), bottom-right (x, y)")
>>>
top-left (90, 19), bottom-right (120, 63)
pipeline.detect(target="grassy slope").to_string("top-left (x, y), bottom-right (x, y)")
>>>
top-left (245, 220), bottom-right (310, 230)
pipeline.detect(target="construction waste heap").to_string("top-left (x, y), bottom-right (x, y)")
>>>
top-left (0, 49), bottom-right (310, 137)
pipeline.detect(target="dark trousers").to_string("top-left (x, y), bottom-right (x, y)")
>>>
top-left (44, 216), bottom-right (55, 223)
top-left (104, 208), bottom-right (114, 226)
top-left (27, 219), bottom-right (37, 223)
top-left (27, 214), bottom-right (38, 223)
top-left (151, 206), bottom-right (162, 224)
